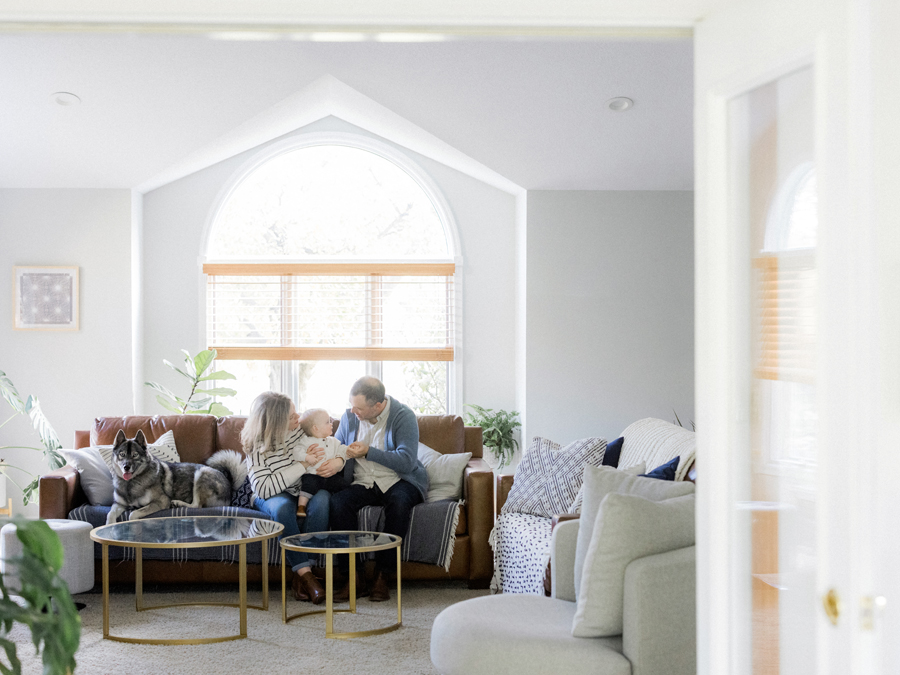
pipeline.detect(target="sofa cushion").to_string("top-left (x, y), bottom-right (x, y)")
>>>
top-left (418, 442), bottom-right (471, 502)
top-left (216, 415), bottom-right (247, 456)
top-left (568, 462), bottom-right (645, 515)
top-left (503, 436), bottom-right (607, 518)
top-left (618, 418), bottom-right (696, 480)
top-left (432, 595), bottom-right (630, 675)
top-left (574, 465), bottom-right (695, 597)
top-left (95, 429), bottom-right (180, 473)
top-left (641, 456), bottom-right (680, 480)
top-left (91, 415), bottom-right (218, 464)
top-left (60, 447), bottom-right (114, 506)
top-left (573, 492), bottom-right (695, 637)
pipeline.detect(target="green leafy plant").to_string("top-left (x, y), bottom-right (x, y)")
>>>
top-left (144, 349), bottom-right (237, 417)
top-left (0, 517), bottom-right (81, 675)
top-left (672, 409), bottom-right (696, 431)
top-left (0, 371), bottom-right (65, 505)
top-left (464, 404), bottom-right (521, 469)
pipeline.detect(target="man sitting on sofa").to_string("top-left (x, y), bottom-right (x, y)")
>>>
top-left (330, 376), bottom-right (428, 602)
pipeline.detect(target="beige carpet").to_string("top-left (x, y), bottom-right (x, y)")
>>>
top-left (8, 581), bottom-right (487, 674)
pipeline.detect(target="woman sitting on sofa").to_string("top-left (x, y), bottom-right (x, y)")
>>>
top-left (241, 391), bottom-right (345, 604)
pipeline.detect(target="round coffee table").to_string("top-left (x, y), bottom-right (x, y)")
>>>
top-left (90, 516), bottom-right (283, 645)
top-left (280, 530), bottom-right (402, 639)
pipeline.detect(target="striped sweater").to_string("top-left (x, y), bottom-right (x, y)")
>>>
top-left (247, 427), bottom-right (309, 499)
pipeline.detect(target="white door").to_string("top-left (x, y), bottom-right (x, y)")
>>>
top-left (694, 0), bottom-right (899, 673)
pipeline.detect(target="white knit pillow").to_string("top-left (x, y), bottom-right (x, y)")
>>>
top-left (502, 436), bottom-right (606, 518)
top-left (96, 429), bottom-right (180, 473)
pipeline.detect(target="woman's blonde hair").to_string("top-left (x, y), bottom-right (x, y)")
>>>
top-left (241, 391), bottom-right (293, 456)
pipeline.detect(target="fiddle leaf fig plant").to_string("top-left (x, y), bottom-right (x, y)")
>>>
top-left (464, 404), bottom-right (521, 469)
top-left (145, 348), bottom-right (237, 417)
top-left (0, 517), bottom-right (81, 675)
top-left (0, 371), bottom-right (65, 505)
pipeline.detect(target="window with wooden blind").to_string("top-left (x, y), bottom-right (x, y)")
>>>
top-left (203, 138), bottom-right (458, 415)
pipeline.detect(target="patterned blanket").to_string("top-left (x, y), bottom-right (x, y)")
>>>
top-left (355, 499), bottom-right (461, 571)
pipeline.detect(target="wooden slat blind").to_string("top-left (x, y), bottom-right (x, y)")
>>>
top-left (753, 253), bottom-right (816, 383)
top-left (205, 263), bottom-right (455, 362)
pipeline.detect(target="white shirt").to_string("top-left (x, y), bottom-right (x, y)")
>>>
top-left (292, 435), bottom-right (349, 474)
top-left (352, 397), bottom-right (400, 492)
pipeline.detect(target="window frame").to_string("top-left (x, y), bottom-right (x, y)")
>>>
top-left (198, 131), bottom-right (463, 414)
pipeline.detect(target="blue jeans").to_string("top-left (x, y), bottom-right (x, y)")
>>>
top-left (254, 489), bottom-right (331, 571)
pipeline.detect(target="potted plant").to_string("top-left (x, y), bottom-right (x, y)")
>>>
top-left (464, 404), bottom-right (521, 469)
top-left (145, 348), bottom-right (237, 416)
top-left (0, 371), bottom-right (65, 505)
top-left (0, 517), bottom-right (81, 674)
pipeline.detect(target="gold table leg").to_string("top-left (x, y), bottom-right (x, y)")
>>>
top-left (103, 538), bottom-right (273, 645)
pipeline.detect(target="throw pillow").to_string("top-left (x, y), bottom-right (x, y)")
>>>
top-left (602, 436), bottom-right (624, 467)
top-left (573, 464), bottom-right (695, 597)
top-left (418, 442), bottom-right (472, 502)
top-left (502, 436), bottom-right (607, 518)
top-left (572, 492), bottom-right (695, 637)
top-left (96, 429), bottom-right (180, 474)
top-left (640, 455), bottom-right (680, 480)
top-left (231, 475), bottom-right (255, 509)
top-left (568, 461), bottom-right (646, 515)
top-left (60, 447), bottom-right (114, 506)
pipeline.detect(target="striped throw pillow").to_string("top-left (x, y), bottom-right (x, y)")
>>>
top-left (502, 436), bottom-right (607, 518)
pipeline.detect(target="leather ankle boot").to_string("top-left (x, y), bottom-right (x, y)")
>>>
top-left (369, 570), bottom-right (390, 602)
top-left (293, 571), bottom-right (325, 605)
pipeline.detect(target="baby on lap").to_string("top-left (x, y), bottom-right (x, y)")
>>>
top-left (294, 408), bottom-right (349, 517)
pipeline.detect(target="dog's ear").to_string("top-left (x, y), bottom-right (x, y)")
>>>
top-left (114, 429), bottom-right (127, 446)
top-left (134, 429), bottom-right (148, 448)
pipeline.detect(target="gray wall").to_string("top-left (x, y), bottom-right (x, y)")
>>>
top-left (524, 190), bottom-right (694, 447)
top-left (0, 189), bottom-right (133, 515)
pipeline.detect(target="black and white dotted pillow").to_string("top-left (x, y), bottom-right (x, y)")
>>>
top-left (502, 436), bottom-right (607, 518)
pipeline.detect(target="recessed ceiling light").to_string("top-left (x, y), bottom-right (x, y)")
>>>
top-left (607, 97), bottom-right (634, 112)
top-left (51, 92), bottom-right (81, 107)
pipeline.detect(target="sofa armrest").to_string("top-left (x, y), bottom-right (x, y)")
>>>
top-left (549, 519), bottom-right (581, 602)
top-left (496, 473), bottom-right (514, 515)
top-left (464, 457), bottom-right (494, 584)
top-left (623, 546), bottom-right (696, 675)
top-left (39, 465), bottom-right (85, 519)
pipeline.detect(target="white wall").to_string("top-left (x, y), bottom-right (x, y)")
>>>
top-left (524, 190), bottom-right (694, 448)
top-left (0, 189), bottom-right (133, 515)
top-left (140, 116), bottom-right (519, 418)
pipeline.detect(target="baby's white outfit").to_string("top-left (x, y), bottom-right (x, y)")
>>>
top-left (293, 435), bottom-right (349, 473)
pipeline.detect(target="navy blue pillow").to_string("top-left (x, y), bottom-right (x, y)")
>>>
top-left (231, 476), bottom-right (255, 509)
top-left (602, 436), bottom-right (624, 468)
top-left (640, 455), bottom-right (680, 481)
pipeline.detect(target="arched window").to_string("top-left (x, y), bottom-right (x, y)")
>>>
top-left (203, 135), bottom-right (459, 416)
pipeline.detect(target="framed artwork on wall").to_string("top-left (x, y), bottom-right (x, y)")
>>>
top-left (12, 266), bottom-right (80, 331)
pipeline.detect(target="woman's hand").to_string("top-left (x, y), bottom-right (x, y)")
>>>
top-left (316, 457), bottom-right (344, 478)
top-left (304, 443), bottom-right (325, 466)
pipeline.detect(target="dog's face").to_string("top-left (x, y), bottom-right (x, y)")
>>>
top-left (112, 429), bottom-right (151, 482)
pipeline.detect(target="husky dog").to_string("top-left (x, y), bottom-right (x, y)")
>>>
top-left (106, 429), bottom-right (248, 525)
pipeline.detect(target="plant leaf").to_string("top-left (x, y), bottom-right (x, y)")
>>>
top-left (180, 350), bottom-right (197, 377)
top-left (208, 402), bottom-right (232, 417)
top-left (192, 350), bottom-right (216, 378)
top-left (199, 387), bottom-right (237, 397)
top-left (24, 397), bottom-right (61, 453)
top-left (0, 372), bottom-right (25, 415)
top-left (144, 381), bottom-right (179, 400)
top-left (162, 360), bottom-right (192, 380)
top-left (16, 520), bottom-right (64, 573)
top-left (198, 370), bottom-right (236, 382)
top-left (155, 395), bottom-right (183, 414)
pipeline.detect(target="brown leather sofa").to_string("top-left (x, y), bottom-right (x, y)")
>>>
top-left (39, 413), bottom-right (493, 589)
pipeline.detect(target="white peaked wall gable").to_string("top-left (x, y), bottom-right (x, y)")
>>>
top-left (138, 74), bottom-right (523, 198)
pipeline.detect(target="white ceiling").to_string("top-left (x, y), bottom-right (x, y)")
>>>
top-left (0, 33), bottom-right (693, 191)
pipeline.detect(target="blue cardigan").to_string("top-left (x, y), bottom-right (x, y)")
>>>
top-left (335, 396), bottom-right (429, 500)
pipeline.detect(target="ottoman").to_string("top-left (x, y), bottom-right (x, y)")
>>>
top-left (1, 519), bottom-right (94, 594)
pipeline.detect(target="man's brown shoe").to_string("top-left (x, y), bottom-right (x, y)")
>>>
top-left (334, 571), bottom-right (368, 602)
top-left (369, 571), bottom-right (390, 602)
top-left (293, 571), bottom-right (325, 605)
